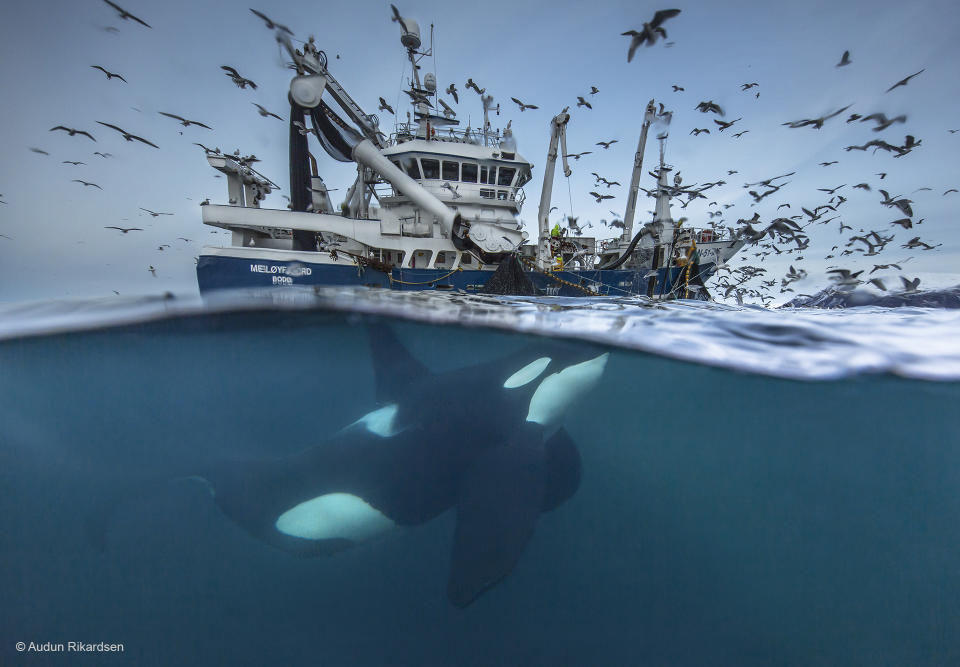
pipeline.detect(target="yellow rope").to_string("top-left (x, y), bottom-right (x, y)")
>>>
top-left (683, 238), bottom-right (697, 299)
top-left (390, 267), bottom-right (463, 285)
top-left (519, 256), bottom-right (600, 296)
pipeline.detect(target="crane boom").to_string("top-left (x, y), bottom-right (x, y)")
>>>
top-left (621, 100), bottom-right (658, 243)
top-left (536, 108), bottom-right (572, 267)
top-left (283, 37), bottom-right (386, 149)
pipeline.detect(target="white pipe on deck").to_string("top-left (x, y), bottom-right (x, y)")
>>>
top-left (351, 139), bottom-right (462, 243)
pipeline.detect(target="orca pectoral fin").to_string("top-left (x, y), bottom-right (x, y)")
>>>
top-left (448, 439), bottom-right (546, 608)
top-left (541, 427), bottom-right (582, 512)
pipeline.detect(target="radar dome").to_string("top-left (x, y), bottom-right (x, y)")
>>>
top-left (423, 72), bottom-right (436, 92)
top-left (399, 19), bottom-right (421, 49)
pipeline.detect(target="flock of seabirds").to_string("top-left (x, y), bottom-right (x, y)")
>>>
top-left (4, 2), bottom-right (957, 306)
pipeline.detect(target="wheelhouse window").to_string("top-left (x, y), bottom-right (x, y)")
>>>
top-left (480, 165), bottom-right (497, 185)
top-left (442, 160), bottom-right (459, 181)
top-left (516, 170), bottom-right (531, 187)
top-left (403, 158), bottom-right (421, 179)
top-left (421, 158), bottom-right (440, 179)
top-left (461, 162), bottom-right (478, 183)
top-left (497, 167), bottom-right (516, 186)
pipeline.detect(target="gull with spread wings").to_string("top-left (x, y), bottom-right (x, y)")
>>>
top-left (159, 112), bottom-right (212, 129)
top-left (622, 9), bottom-right (681, 62)
top-left (96, 121), bottom-right (159, 148)
top-left (102, 0), bottom-right (151, 28)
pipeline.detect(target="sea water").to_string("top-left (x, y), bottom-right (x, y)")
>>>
top-left (1, 288), bottom-right (958, 666)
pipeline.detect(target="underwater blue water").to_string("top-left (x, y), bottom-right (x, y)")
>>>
top-left (1, 289), bottom-right (959, 666)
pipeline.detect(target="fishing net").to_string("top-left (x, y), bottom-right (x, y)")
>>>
top-left (480, 255), bottom-right (539, 296)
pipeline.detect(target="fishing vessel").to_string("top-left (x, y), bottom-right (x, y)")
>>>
top-left (196, 10), bottom-right (745, 298)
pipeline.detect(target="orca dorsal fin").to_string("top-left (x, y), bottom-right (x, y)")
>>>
top-left (367, 324), bottom-right (431, 404)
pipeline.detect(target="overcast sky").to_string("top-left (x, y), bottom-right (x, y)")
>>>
top-left (1, 0), bottom-right (958, 303)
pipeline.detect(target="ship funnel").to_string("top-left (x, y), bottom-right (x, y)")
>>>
top-left (399, 18), bottom-right (421, 49)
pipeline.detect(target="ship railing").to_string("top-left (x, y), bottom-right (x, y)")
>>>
top-left (390, 122), bottom-right (501, 146)
top-left (689, 227), bottom-right (733, 243)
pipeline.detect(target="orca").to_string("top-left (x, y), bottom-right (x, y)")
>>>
top-left (103, 327), bottom-right (609, 607)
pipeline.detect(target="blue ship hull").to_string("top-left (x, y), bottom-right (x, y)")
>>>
top-left (197, 254), bottom-right (716, 299)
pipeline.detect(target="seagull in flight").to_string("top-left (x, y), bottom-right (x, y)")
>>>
top-left (714, 117), bottom-right (742, 131)
top-left (104, 226), bottom-right (143, 233)
top-left (159, 112), bottom-right (212, 129)
top-left (622, 9), bottom-right (681, 62)
top-left (90, 65), bottom-right (126, 82)
top-left (249, 8), bottom-right (294, 35)
top-left (30, 147), bottom-right (50, 155)
top-left (885, 69), bottom-right (924, 93)
top-left (221, 66), bottom-right (257, 90)
top-left (50, 126), bottom-right (96, 141)
top-left (62, 160), bottom-right (86, 166)
top-left (193, 142), bottom-right (220, 154)
top-left (695, 100), bottom-right (724, 115)
top-left (139, 208), bottom-right (173, 217)
top-left (576, 96), bottom-right (592, 109)
top-left (102, 0), bottom-right (151, 28)
top-left (465, 78), bottom-right (484, 95)
top-left (390, 4), bottom-right (414, 32)
top-left (93, 151), bottom-right (112, 158)
top-left (879, 189), bottom-right (913, 216)
top-left (72, 179), bottom-right (102, 189)
top-left (596, 140), bottom-right (618, 149)
top-left (445, 84), bottom-right (459, 104)
top-left (510, 97), bottom-right (539, 112)
top-left (253, 103), bottom-right (283, 120)
top-left (861, 112), bottom-right (907, 131)
top-left (96, 121), bottom-right (159, 148)
top-left (836, 50), bottom-right (851, 67)
top-left (378, 97), bottom-right (395, 115)
top-left (900, 276), bottom-right (921, 293)
top-left (782, 105), bottom-right (852, 129)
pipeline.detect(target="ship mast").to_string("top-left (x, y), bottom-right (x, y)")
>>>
top-left (652, 134), bottom-right (676, 230)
